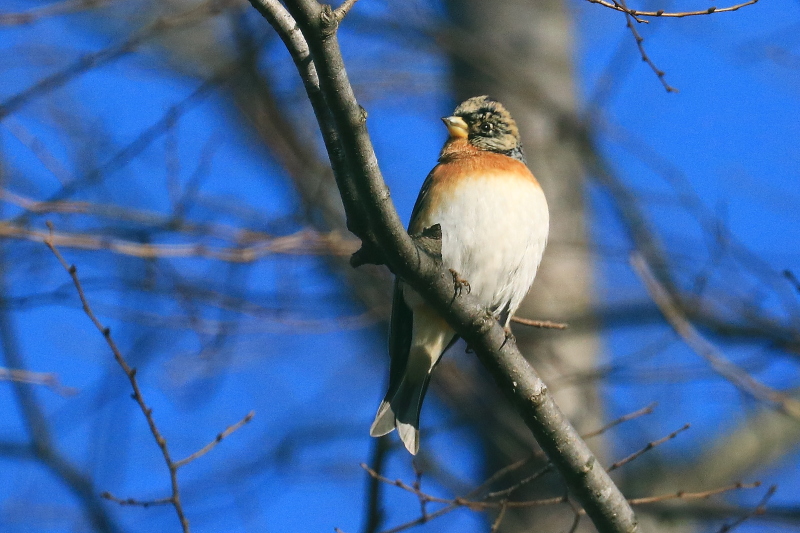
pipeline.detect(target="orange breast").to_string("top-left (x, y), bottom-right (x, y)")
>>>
top-left (410, 148), bottom-right (542, 233)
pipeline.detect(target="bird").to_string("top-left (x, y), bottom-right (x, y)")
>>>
top-left (369, 96), bottom-right (550, 455)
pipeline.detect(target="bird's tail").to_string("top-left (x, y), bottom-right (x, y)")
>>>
top-left (369, 372), bottom-right (432, 455)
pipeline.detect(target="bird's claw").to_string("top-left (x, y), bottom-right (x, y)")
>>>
top-left (449, 268), bottom-right (471, 298)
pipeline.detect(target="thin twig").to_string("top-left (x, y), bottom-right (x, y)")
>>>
top-left (469, 453), bottom-right (542, 499)
top-left (362, 437), bottom-right (389, 533)
top-left (607, 423), bottom-right (690, 472)
top-left (628, 481), bottom-right (761, 505)
top-left (3, 119), bottom-right (73, 185)
top-left (361, 464), bottom-right (565, 510)
top-left (633, 254), bottom-right (800, 419)
top-left (174, 411), bottom-right (255, 468)
top-left (0, 0), bottom-right (108, 26)
top-left (566, 497), bottom-right (583, 533)
top-left (612, 0), bottom-right (647, 23)
top-left (489, 500), bottom-right (508, 533)
top-left (486, 464), bottom-right (554, 499)
top-left (0, 188), bottom-right (310, 244)
top-left (366, 465), bottom-right (765, 532)
top-left (715, 484), bottom-right (776, 532)
top-left (44, 222), bottom-right (192, 533)
top-left (618, 0), bottom-right (677, 92)
top-left (2, 223), bottom-right (356, 261)
top-left (483, 404), bottom-right (659, 500)
top-left (510, 316), bottom-right (569, 329)
top-left (100, 492), bottom-right (173, 508)
top-left (45, 222), bottom-right (256, 532)
top-left (0, 367), bottom-right (77, 396)
top-left (582, 402), bottom-right (657, 439)
top-left (586, 0), bottom-right (759, 18)
top-left (411, 463), bottom-right (428, 521)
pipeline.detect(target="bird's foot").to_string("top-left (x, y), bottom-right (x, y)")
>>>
top-left (449, 268), bottom-right (471, 299)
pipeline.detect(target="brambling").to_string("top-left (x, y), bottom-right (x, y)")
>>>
top-left (370, 96), bottom-right (550, 454)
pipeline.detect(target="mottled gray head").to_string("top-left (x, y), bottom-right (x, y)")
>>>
top-left (442, 96), bottom-right (522, 158)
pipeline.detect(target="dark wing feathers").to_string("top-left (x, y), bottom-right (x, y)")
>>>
top-left (383, 279), bottom-right (413, 403)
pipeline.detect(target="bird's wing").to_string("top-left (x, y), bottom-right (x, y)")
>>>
top-left (383, 278), bottom-right (413, 403)
top-left (381, 166), bottom-right (438, 402)
top-left (408, 166), bottom-right (438, 233)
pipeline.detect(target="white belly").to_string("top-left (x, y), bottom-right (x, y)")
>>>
top-left (411, 175), bottom-right (549, 320)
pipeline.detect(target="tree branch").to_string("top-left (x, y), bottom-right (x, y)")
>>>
top-left (248, 1), bottom-right (639, 531)
top-left (633, 254), bottom-right (800, 419)
top-left (45, 223), bottom-right (256, 532)
top-left (586, 0), bottom-right (759, 18)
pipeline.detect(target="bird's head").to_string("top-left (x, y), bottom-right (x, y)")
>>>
top-left (441, 96), bottom-right (522, 156)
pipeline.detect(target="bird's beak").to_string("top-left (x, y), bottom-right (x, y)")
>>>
top-left (442, 116), bottom-right (469, 139)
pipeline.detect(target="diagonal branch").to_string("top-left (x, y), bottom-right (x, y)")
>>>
top-left (633, 254), bottom-right (800, 419)
top-left (247, 1), bottom-right (640, 531)
top-left (174, 411), bottom-right (255, 469)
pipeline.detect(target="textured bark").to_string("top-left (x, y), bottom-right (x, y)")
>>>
top-left (443, 0), bottom-right (603, 530)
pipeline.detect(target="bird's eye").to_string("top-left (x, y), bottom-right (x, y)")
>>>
top-left (480, 122), bottom-right (494, 134)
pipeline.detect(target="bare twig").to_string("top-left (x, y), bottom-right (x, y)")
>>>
top-left (608, 423), bottom-right (690, 472)
top-left (582, 403), bottom-right (657, 439)
top-left (715, 484), bottom-right (776, 532)
top-left (586, 0), bottom-right (759, 18)
top-left (45, 222), bottom-right (256, 533)
top-left (486, 464), bottom-right (554, 499)
top-left (0, 189), bottom-right (314, 245)
top-left (489, 500), bottom-right (509, 533)
top-left (483, 403), bottom-right (660, 499)
top-left (566, 497), bottom-right (583, 533)
top-left (45, 222), bottom-right (192, 532)
top-left (628, 481), bottom-right (761, 505)
top-left (2, 223), bottom-right (356, 261)
top-left (474, 454), bottom-right (542, 494)
top-left (410, 463), bottom-right (428, 521)
top-left (100, 492), bottom-right (173, 508)
top-left (510, 316), bottom-right (569, 329)
top-left (0, 0), bottom-right (108, 26)
top-left (618, 0), bottom-right (677, 92)
top-left (633, 254), bottom-right (800, 419)
top-left (362, 464), bottom-right (566, 511)
top-left (362, 437), bottom-right (389, 533)
top-left (174, 411), bottom-right (255, 468)
top-left (2, 119), bottom-right (73, 185)
top-left (366, 465), bottom-right (765, 532)
top-left (0, 367), bottom-right (77, 396)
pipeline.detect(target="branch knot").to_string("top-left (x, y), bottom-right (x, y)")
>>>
top-left (319, 5), bottom-right (337, 37)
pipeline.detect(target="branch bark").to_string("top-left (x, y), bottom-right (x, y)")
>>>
top-left (247, 1), bottom-right (639, 531)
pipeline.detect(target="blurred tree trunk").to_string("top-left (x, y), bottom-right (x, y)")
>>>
top-left (442, 1), bottom-right (602, 530)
